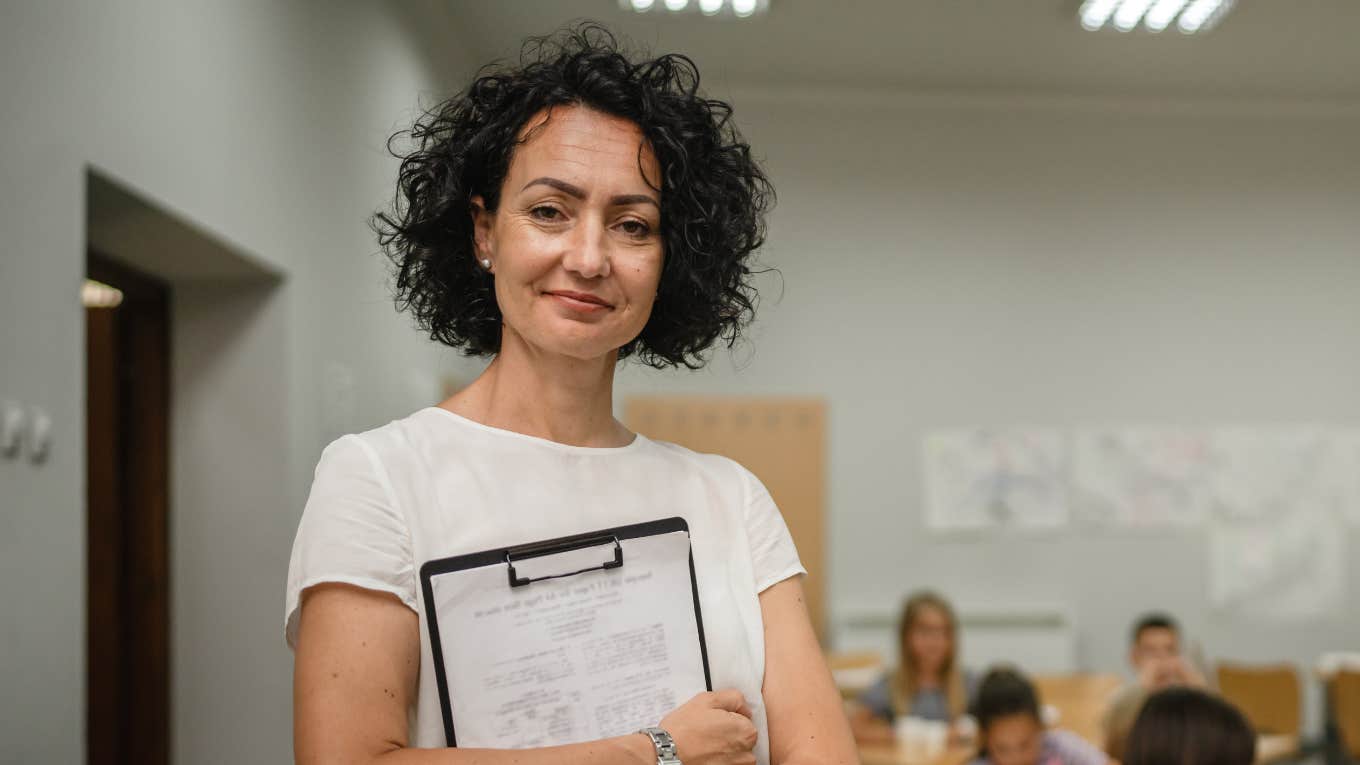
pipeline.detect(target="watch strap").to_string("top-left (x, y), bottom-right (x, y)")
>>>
top-left (638, 726), bottom-right (682, 765)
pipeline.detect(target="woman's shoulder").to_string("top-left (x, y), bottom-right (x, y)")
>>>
top-left (642, 438), bottom-right (768, 497)
top-left (308, 407), bottom-right (458, 491)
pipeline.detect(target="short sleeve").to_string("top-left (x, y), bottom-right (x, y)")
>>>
top-left (739, 465), bottom-right (806, 593)
top-left (283, 434), bottom-right (416, 648)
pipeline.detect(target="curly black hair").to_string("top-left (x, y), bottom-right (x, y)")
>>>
top-left (372, 22), bottom-right (774, 369)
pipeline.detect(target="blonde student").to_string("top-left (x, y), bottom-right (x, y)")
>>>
top-left (851, 591), bottom-right (976, 745)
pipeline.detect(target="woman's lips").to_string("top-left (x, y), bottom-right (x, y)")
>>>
top-left (545, 290), bottom-right (614, 312)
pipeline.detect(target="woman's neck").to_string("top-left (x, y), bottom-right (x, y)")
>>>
top-left (442, 329), bottom-right (633, 448)
top-left (914, 668), bottom-right (945, 689)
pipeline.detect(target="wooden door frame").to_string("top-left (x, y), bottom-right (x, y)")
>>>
top-left (86, 251), bottom-right (171, 765)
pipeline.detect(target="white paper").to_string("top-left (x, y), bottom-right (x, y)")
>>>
top-left (427, 531), bottom-right (707, 749)
top-left (922, 428), bottom-right (1068, 531)
top-left (1071, 428), bottom-right (1215, 527)
top-left (1206, 427), bottom-right (1355, 522)
top-left (1208, 506), bottom-right (1345, 621)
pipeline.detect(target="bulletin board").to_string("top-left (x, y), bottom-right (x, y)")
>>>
top-left (625, 397), bottom-right (828, 641)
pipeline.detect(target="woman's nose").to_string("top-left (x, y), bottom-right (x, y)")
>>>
top-left (561, 218), bottom-right (611, 279)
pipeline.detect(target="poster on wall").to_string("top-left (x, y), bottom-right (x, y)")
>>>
top-left (1070, 428), bottom-right (1216, 528)
top-left (1208, 506), bottom-right (1345, 621)
top-left (922, 428), bottom-right (1068, 532)
top-left (1205, 427), bottom-right (1357, 522)
top-left (1341, 428), bottom-right (1360, 527)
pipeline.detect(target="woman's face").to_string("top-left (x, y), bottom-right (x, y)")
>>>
top-left (984, 714), bottom-right (1044, 765)
top-left (905, 605), bottom-right (954, 675)
top-left (473, 104), bottom-right (665, 362)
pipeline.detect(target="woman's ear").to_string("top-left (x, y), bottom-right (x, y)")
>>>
top-left (470, 196), bottom-right (494, 266)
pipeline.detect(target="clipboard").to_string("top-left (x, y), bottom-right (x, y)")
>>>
top-left (419, 517), bottom-right (713, 748)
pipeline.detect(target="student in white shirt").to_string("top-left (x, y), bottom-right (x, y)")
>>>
top-left (285, 22), bottom-right (856, 765)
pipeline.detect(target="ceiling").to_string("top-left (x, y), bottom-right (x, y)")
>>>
top-left (442, 0), bottom-right (1360, 102)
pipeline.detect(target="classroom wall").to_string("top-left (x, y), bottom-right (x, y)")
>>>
top-left (4, 4), bottom-right (1358, 759)
top-left (617, 90), bottom-right (1360, 725)
top-left (0, 1), bottom-right (481, 761)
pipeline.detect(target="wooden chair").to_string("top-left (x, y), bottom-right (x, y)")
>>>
top-left (1216, 663), bottom-right (1302, 736)
top-left (1333, 670), bottom-right (1360, 761)
top-left (1031, 673), bottom-right (1124, 746)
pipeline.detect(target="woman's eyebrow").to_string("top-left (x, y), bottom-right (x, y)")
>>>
top-left (523, 176), bottom-right (586, 198)
top-left (522, 176), bottom-right (658, 209)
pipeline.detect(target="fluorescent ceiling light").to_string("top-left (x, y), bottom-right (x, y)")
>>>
top-left (1143, 0), bottom-right (1191, 31)
top-left (1079, 0), bottom-right (1233, 33)
top-left (1178, 0), bottom-right (1234, 33)
top-left (622, 0), bottom-right (767, 17)
top-left (82, 280), bottom-right (124, 309)
top-left (1079, 0), bottom-right (1121, 30)
top-left (1112, 0), bottom-right (1157, 32)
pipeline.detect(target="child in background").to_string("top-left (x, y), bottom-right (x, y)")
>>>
top-left (1103, 613), bottom-right (1210, 760)
top-left (851, 591), bottom-right (976, 745)
top-left (968, 667), bottom-right (1109, 765)
top-left (1124, 687), bottom-right (1256, 765)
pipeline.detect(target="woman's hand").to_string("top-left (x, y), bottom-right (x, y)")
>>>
top-left (659, 689), bottom-right (759, 765)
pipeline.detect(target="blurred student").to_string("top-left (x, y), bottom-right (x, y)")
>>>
top-left (1103, 613), bottom-right (1208, 761)
top-left (969, 667), bottom-right (1109, 765)
top-left (850, 591), bottom-right (976, 745)
top-left (1124, 687), bottom-right (1255, 765)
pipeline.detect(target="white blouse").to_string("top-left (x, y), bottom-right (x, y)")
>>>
top-left (285, 406), bottom-right (804, 764)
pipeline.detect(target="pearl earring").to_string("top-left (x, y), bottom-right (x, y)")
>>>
top-left (480, 258), bottom-right (492, 271)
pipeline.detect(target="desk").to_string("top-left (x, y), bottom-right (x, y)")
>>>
top-left (857, 733), bottom-right (1291, 765)
top-left (1255, 734), bottom-right (1300, 765)
top-left (857, 744), bottom-right (974, 765)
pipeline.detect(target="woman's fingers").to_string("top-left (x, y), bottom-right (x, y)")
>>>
top-left (709, 688), bottom-right (752, 719)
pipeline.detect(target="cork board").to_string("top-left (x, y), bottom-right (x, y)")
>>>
top-left (625, 397), bottom-right (828, 641)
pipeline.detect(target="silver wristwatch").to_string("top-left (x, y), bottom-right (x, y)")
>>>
top-left (638, 726), bottom-right (682, 765)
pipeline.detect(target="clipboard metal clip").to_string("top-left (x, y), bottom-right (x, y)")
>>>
top-left (505, 533), bottom-right (624, 588)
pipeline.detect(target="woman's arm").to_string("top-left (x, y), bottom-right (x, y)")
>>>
top-left (295, 583), bottom-right (653, 764)
top-left (294, 584), bottom-right (759, 765)
top-left (760, 577), bottom-right (859, 765)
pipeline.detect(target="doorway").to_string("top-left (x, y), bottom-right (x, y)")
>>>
top-left (85, 251), bottom-right (171, 765)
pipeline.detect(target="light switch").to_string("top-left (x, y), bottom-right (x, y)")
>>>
top-left (26, 407), bottom-right (52, 464)
top-left (1, 401), bottom-right (24, 459)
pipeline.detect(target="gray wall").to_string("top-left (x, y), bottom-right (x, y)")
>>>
top-left (0, 1), bottom-right (479, 762)
top-left (618, 91), bottom-right (1360, 724)
top-left (5, 3), bottom-right (1360, 761)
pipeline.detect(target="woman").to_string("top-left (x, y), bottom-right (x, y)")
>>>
top-left (285, 24), bottom-right (856, 765)
top-left (1124, 688), bottom-right (1256, 765)
top-left (967, 668), bottom-right (1108, 765)
top-left (851, 591), bottom-right (975, 744)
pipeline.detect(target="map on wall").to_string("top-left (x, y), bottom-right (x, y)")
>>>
top-left (922, 428), bottom-right (1068, 531)
top-left (1070, 428), bottom-right (1216, 527)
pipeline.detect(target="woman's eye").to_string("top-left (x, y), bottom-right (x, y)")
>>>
top-left (530, 206), bottom-right (562, 221)
top-left (618, 219), bottom-right (651, 237)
